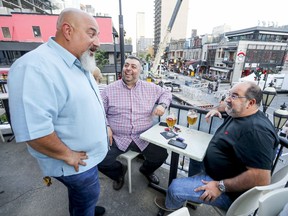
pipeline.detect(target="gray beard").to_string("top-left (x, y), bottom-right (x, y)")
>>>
top-left (80, 50), bottom-right (96, 73)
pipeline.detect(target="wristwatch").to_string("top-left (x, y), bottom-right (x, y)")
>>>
top-left (159, 103), bottom-right (167, 109)
top-left (218, 180), bottom-right (226, 192)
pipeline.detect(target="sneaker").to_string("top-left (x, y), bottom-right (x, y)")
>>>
top-left (154, 196), bottom-right (176, 212)
top-left (94, 206), bottom-right (105, 216)
top-left (112, 164), bottom-right (127, 190)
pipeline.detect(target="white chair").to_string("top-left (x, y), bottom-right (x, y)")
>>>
top-left (213, 165), bottom-right (288, 216)
top-left (118, 150), bottom-right (140, 193)
top-left (258, 187), bottom-right (288, 216)
top-left (168, 207), bottom-right (190, 216)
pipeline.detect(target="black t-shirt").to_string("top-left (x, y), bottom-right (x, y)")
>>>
top-left (204, 110), bottom-right (278, 199)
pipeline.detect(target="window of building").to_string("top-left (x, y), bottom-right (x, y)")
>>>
top-left (32, 26), bottom-right (42, 37)
top-left (1, 27), bottom-right (11, 38)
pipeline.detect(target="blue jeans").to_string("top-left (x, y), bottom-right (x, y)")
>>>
top-left (166, 173), bottom-right (233, 211)
top-left (55, 166), bottom-right (100, 216)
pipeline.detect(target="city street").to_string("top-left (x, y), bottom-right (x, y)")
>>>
top-left (164, 72), bottom-right (287, 118)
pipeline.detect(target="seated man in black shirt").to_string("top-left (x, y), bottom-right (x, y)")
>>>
top-left (155, 81), bottom-right (279, 211)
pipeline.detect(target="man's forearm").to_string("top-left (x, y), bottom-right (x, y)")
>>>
top-left (223, 168), bottom-right (271, 192)
top-left (27, 132), bottom-right (73, 162)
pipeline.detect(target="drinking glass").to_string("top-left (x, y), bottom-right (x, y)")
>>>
top-left (187, 109), bottom-right (198, 130)
top-left (166, 112), bottom-right (177, 137)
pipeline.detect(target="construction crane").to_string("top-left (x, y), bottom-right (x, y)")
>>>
top-left (151, 0), bottom-right (183, 75)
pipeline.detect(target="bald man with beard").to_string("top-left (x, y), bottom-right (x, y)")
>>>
top-left (8, 8), bottom-right (108, 216)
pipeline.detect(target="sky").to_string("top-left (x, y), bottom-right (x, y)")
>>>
top-left (82, 0), bottom-right (288, 48)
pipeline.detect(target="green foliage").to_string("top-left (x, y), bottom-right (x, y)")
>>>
top-left (94, 49), bottom-right (109, 70)
top-left (0, 114), bottom-right (7, 123)
top-left (145, 54), bottom-right (152, 62)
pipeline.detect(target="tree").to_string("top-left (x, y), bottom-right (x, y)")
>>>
top-left (94, 49), bottom-right (109, 70)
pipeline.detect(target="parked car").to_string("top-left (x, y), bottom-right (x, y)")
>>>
top-left (159, 80), bottom-right (181, 92)
top-left (185, 80), bottom-right (193, 87)
top-left (167, 73), bottom-right (178, 79)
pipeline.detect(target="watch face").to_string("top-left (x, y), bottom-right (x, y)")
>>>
top-left (219, 181), bottom-right (226, 192)
top-left (219, 184), bottom-right (225, 192)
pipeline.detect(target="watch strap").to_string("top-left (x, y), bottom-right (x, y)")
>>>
top-left (159, 103), bottom-right (167, 109)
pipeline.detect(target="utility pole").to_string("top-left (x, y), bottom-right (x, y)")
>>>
top-left (118, 0), bottom-right (125, 71)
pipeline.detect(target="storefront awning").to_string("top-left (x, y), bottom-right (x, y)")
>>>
top-left (209, 67), bottom-right (230, 73)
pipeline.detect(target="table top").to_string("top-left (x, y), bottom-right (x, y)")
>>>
top-left (140, 123), bottom-right (213, 162)
top-left (0, 93), bottom-right (8, 100)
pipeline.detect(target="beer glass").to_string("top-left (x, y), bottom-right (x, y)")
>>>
top-left (166, 112), bottom-right (177, 137)
top-left (187, 109), bottom-right (198, 130)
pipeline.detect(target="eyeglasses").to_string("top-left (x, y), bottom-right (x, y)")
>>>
top-left (225, 92), bottom-right (247, 100)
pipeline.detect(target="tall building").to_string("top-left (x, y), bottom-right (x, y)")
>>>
top-left (136, 12), bottom-right (145, 39)
top-left (0, 0), bottom-right (53, 14)
top-left (136, 12), bottom-right (153, 57)
top-left (153, 0), bottom-right (189, 55)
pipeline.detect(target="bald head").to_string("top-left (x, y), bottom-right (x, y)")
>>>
top-left (54, 8), bottom-right (100, 59)
top-left (234, 81), bottom-right (263, 106)
top-left (56, 8), bottom-right (95, 31)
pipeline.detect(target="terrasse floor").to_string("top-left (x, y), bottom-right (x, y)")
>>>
top-left (0, 137), bottom-right (218, 216)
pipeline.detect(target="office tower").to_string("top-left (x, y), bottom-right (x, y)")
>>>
top-left (154, 0), bottom-right (189, 55)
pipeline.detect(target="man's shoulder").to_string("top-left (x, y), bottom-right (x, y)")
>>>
top-left (139, 80), bottom-right (160, 88)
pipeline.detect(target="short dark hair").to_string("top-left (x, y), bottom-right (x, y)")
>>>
top-left (126, 55), bottom-right (142, 64)
top-left (245, 82), bottom-right (263, 106)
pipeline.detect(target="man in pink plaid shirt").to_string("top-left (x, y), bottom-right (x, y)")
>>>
top-left (98, 55), bottom-right (172, 190)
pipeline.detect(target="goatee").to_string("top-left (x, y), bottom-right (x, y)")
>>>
top-left (80, 50), bottom-right (97, 73)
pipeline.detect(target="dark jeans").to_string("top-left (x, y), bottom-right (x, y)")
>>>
top-left (98, 140), bottom-right (168, 181)
top-left (55, 166), bottom-right (100, 216)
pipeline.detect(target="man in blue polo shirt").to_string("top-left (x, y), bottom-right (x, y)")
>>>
top-left (8, 8), bottom-right (108, 216)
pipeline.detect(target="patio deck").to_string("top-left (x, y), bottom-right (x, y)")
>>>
top-left (0, 138), bottom-right (218, 216)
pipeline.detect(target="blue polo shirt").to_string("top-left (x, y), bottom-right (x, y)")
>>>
top-left (8, 37), bottom-right (108, 177)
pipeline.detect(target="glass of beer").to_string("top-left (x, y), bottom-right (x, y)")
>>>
top-left (166, 111), bottom-right (177, 137)
top-left (187, 109), bottom-right (198, 130)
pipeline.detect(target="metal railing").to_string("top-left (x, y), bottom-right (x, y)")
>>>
top-left (159, 102), bottom-right (288, 175)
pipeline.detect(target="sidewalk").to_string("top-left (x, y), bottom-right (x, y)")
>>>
top-left (0, 138), bottom-right (218, 216)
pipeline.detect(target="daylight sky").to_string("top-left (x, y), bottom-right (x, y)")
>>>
top-left (81, 0), bottom-right (288, 47)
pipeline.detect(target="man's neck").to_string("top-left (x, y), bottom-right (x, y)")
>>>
top-left (122, 79), bottom-right (138, 89)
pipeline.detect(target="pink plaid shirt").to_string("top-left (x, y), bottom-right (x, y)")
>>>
top-left (101, 79), bottom-right (172, 151)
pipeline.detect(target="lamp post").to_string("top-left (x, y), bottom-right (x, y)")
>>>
top-left (262, 81), bottom-right (277, 114)
top-left (273, 103), bottom-right (288, 131)
top-left (271, 102), bottom-right (288, 174)
top-left (112, 29), bottom-right (119, 80)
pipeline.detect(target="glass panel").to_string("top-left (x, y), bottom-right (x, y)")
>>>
top-left (1, 27), bottom-right (11, 38)
top-left (32, 26), bottom-right (42, 37)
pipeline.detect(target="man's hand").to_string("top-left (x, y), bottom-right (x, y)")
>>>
top-left (153, 105), bottom-right (166, 116)
top-left (194, 180), bottom-right (222, 202)
top-left (107, 126), bottom-right (113, 146)
top-left (64, 150), bottom-right (88, 172)
top-left (27, 132), bottom-right (90, 173)
top-left (205, 109), bottom-right (222, 123)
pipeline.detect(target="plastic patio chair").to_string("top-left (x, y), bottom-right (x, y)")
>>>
top-left (257, 187), bottom-right (288, 216)
top-left (213, 164), bottom-right (288, 216)
top-left (168, 207), bottom-right (190, 216)
top-left (118, 150), bottom-right (140, 193)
